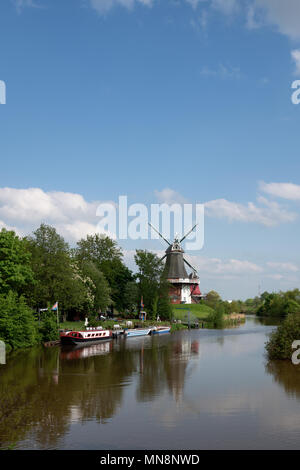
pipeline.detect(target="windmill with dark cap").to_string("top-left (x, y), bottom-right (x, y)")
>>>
top-left (149, 223), bottom-right (203, 304)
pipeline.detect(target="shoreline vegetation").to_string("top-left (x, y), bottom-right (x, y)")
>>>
top-left (0, 224), bottom-right (299, 360)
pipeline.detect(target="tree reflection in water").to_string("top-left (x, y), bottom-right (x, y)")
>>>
top-left (0, 334), bottom-right (199, 449)
top-left (265, 360), bottom-right (300, 399)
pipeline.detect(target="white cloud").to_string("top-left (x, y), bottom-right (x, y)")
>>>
top-left (154, 188), bottom-right (188, 205)
top-left (0, 220), bottom-right (22, 235)
top-left (260, 181), bottom-right (300, 200)
top-left (200, 63), bottom-right (241, 79)
top-left (266, 273), bottom-right (284, 281)
top-left (185, 0), bottom-right (202, 10)
top-left (246, 4), bottom-right (261, 30)
top-left (0, 187), bottom-right (115, 242)
top-left (12, 0), bottom-right (43, 13)
top-left (154, 187), bottom-right (297, 226)
top-left (124, 249), bottom-right (264, 277)
top-left (186, 254), bottom-right (263, 275)
top-left (90, 0), bottom-right (153, 15)
top-left (267, 262), bottom-right (299, 273)
top-left (253, 0), bottom-right (300, 40)
top-left (204, 196), bottom-right (297, 226)
top-left (291, 49), bottom-right (300, 75)
top-left (211, 0), bottom-right (239, 15)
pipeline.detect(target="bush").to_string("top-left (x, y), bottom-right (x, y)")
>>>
top-left (266, 313), bottom-right (300, 360)
top-left (208, 304), bottom-right (225, 328)
top-left (0, 291), bottom-right (38, 349)
top-left (170, 323), bottom-right (187, 333)
top-left (38, 311), bottom-right (59, 342)
top-left (87, 316), bottom-right (101, 327)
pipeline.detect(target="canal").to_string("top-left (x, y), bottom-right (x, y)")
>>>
top-left (0, 316), bottom-right (300, 450)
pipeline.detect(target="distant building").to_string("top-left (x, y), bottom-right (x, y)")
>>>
top-left (149, 224), bottom-right (203, 304)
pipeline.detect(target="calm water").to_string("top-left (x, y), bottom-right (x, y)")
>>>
top-left (0, 316), bottom-right (300, 450)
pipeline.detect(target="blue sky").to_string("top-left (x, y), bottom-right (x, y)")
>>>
top-left (1, 0), bottom-right (300, 299)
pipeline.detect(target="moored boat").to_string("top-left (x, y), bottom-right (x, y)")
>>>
top-left (125, 328), bottom-right (152, 338)
top-left (151, 326), bottom-right (171, 335)
top-left (60, 329), bottom-right (112, 345)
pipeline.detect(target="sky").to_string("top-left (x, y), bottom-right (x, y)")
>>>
top-left (0, 0), bottom-right (300, 300)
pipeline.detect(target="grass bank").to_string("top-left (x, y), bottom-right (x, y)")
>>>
top-left (172, 304), bottom-right (215, 321)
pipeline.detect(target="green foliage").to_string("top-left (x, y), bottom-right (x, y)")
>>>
top-left (208, 303), bottom-right (225, 328)
top-left (75, 234), bottom-right (132, 311)
top-left (76, 233), bottom-right (123, 266)
top-left (26, 224), bottom-right (95, 317)
top-left (170, 323), bottom-right (188, 332)
top-left (157, 294), bottom-right (173, 321)
top-left (38, 311), bottom-right (59, 342)
top-left (204, 290), bottom-right (222, 310)
top-left (79, 260), bottom-right (111, 312)
top-left (0, 229), bottom-right (34, 295)
top-left (134, 250), bottom-right (171, 320)
top-left (257, 290), bottom-right (300, 318)
top-left (244, 297), bottom-right (261, 314)
top-left (0, 291), bottom-right (38, 349)
top-left (266, 313), bottom-right (300, 360)
top-left (123, 281), bottom-right (139, 313)
top-left (87, 316), bottom-right (100, 327)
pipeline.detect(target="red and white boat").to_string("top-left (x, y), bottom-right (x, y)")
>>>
top-left (60, 329), bottom-right (112, 346)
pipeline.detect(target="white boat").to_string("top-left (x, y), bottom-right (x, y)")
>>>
top-left (125, 328), bottom-right (152, 338)
top-left (151, 326), bottom-right (171, 335)
top-left (60, 329), bottom-right (112, 345)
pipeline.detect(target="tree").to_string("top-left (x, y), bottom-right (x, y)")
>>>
top-left (205, 290), bottom-right (221, 310)
top-left (0, 291), bottom-right (38, 349)
top-left (76, 234), bottom-right (132, 312)
top-left (134, 250), bottom-right (172, 320)
top-left (38, 310), bottom-right (59, 342)
top-left (76, 234), bottom-right (122, 268)
top-left (0, 229), bottom-right (34, 296)
top-left (266, 313), bottom-right (300, 359)
top-left (134, 250), bottom-right (163, 318)
top-left (256, 290), bottom-right (300, 318)
top-left (26, 224), bottom-right (92, 318)
top-left (79, 260), bottom-right (111, 313)
top-left (123, 281), bottom-right (139, 314)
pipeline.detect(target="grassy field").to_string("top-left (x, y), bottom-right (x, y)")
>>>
top-left (172, 303), bottom-right (215, 321)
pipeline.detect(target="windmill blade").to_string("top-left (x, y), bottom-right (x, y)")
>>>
top-left (183, 257), bottom-right (197, 273)
top-left (159, 254), bottom-right (167, 263)
top-left (148, 222), bottom-right (171, 246)
top-left (180, 223), bottom-right (198, 243)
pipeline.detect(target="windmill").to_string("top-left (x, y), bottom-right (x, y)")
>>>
top-left (149, 223), bottom-right (203, 304)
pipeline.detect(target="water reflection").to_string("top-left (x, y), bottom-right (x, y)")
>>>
top-left (0, 319), bottom-right (300, 450)
top-left (0, 335), bottom-right (200, 449)
top-left (266, 360), bottom-right (300, 399)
